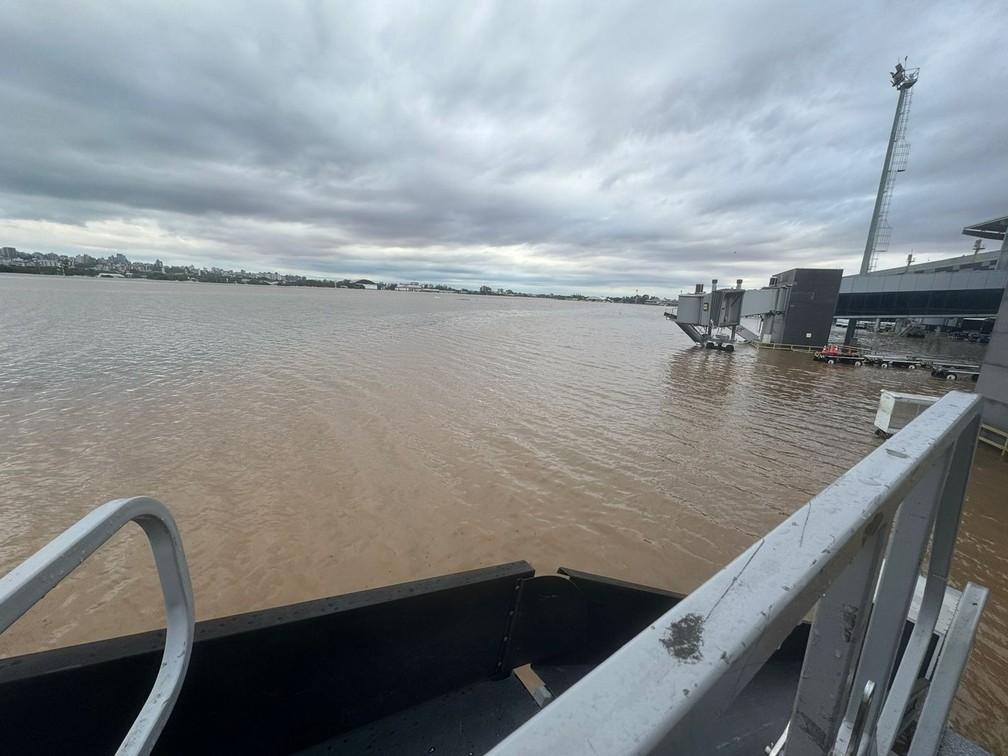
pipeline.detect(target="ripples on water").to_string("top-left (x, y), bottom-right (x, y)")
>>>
top-left (0, 275), bottom-right (1004, 749)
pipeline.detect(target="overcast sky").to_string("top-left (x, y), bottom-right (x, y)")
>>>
top-left (1, 1), bottom-right (1005, 295)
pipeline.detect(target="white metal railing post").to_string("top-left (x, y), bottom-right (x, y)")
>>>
top-left (0, 497), bottom-right (194, 756)
top-left (907, 582), bottom-right (988, 755)
top-left (834, 448), bottom-right (955, 756)
top-left (872, 411), bottom-right (980, 754)
top-left (785, 525), bottom-right (888, 755)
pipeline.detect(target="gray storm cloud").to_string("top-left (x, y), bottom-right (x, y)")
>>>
top-left (1, 0), bottom-right (1005, 294)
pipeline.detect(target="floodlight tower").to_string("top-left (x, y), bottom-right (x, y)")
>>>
top-left (843, 60), bottom-right (919, 345)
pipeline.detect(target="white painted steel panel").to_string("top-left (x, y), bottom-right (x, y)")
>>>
top-left (738, 288), bottom-right (780, 316)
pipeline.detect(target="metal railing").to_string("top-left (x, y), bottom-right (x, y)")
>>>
top-left (979, 423), bottom-right (1008, 457)
top-left (0, 497), bottom-right (195, 756)
top-left (752, 341), bottom-right (827, 353)
top-left (490, 391), bottom-right (987, 755)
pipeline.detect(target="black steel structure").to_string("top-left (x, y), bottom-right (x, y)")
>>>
top-left (763, 268), bottom-right (843, 347)
top-left (0, 563), bottom-right (822, 755)
top-left (835, 287), bottom-right (1006, 319)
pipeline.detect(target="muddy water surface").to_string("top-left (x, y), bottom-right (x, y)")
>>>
top-left (0, 275), bottom-right (1004, 749)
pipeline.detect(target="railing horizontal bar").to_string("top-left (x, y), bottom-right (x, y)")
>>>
top-left (489, 392), bottom-right (981, 755)
top-left (977, 423), bottom-right (1008, 456)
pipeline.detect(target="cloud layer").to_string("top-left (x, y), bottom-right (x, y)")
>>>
top-left (2, 1), bottom-right (1005, 294)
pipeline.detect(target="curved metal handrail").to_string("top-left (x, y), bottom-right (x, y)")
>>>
top-left (0, 497), bottom-right (195, 756)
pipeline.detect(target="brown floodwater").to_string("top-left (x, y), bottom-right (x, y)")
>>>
top-left (0, 275), bottom-right (1004, 750)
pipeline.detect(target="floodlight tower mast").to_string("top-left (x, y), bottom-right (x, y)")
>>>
top-left (843, 60), bottom-right (919, 345)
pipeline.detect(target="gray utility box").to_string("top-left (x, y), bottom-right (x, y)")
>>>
top-left (874, 390), bottom-right (938, 437)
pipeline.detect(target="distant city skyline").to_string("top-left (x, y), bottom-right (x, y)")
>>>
top-left (2, 2), bottom-right (1006, 296)
top-left (0, 245), bottom-right (672, 300)
top-left (4, 239), bottom-right (700, 297)
top-left (2, 245), bottom-right (307, 281)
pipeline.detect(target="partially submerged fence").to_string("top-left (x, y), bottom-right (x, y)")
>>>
top-left (979, 423), bottom-right (1008, 458)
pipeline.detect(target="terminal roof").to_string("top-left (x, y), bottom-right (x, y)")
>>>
top-left (962, 215), bottom-right (1008, 241)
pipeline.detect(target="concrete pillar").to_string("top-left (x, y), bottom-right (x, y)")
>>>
top-left (976, 285), bottom-right (1008, 430)
top-left (997, 233), bottom-right (1008, 271)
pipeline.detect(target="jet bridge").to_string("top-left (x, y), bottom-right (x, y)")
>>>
top-left (664, 279), bottom-right (790, 350)
top-left (665, 269), bottom-right (842, 350)
top-left (665, 281), bottom-right (748, 351)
